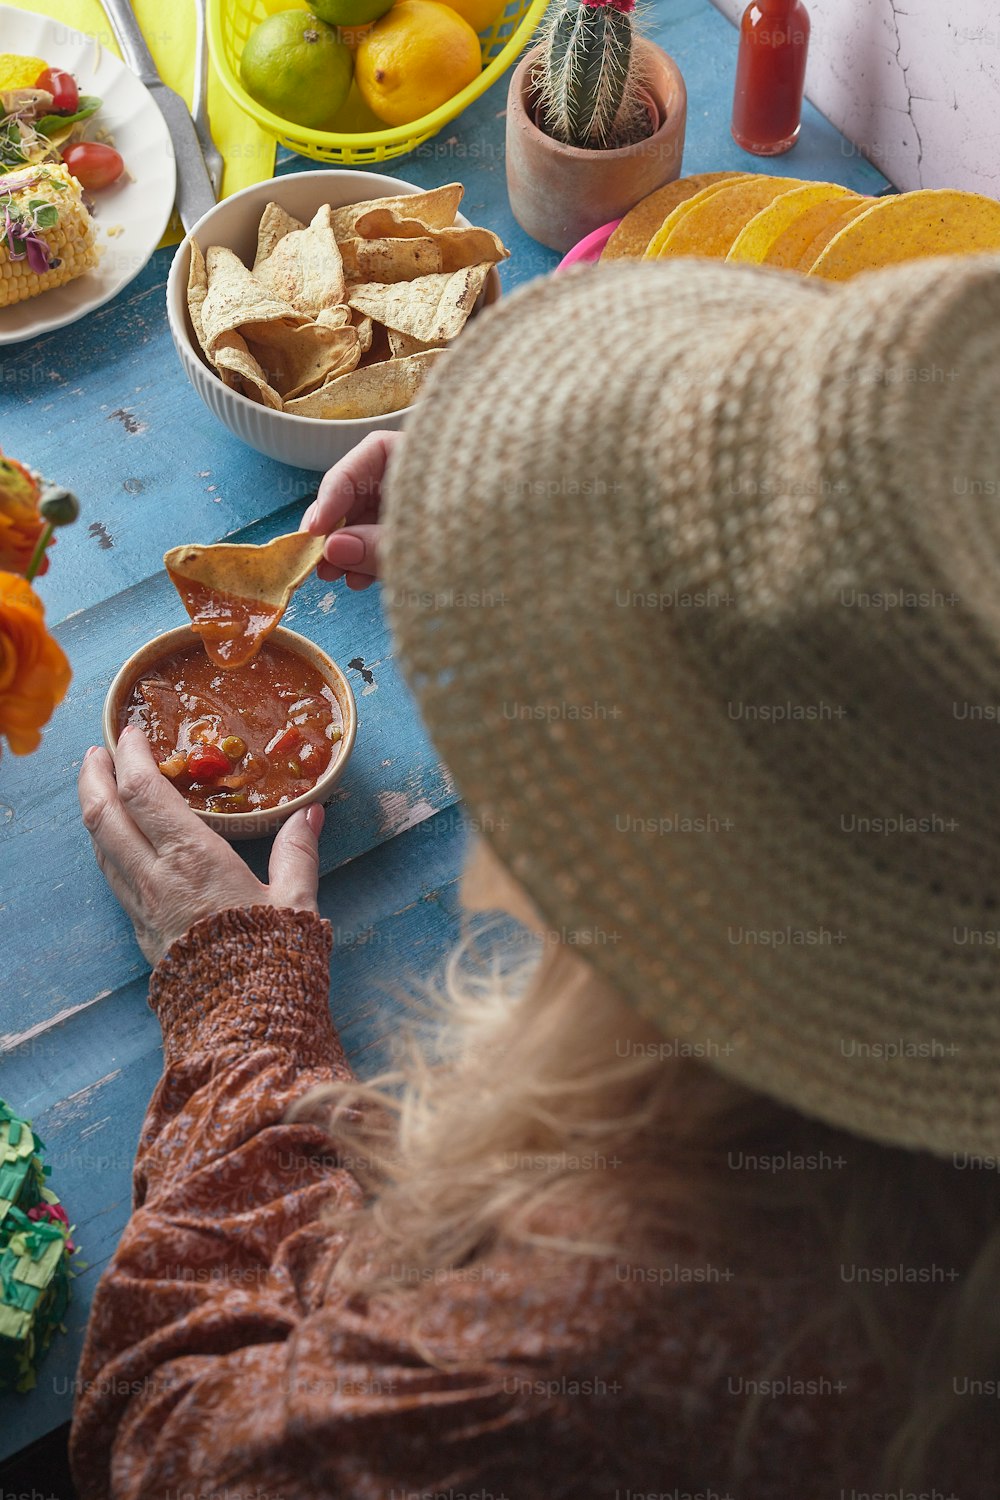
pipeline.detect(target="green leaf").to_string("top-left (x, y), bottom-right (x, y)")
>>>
top-left (32, 204), bottom-right (58, 229)
top-left (35, 96), bottom-right (101, 137)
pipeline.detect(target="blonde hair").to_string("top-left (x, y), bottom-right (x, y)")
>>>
top-left (295, 852), bottom-right (1000, 1491)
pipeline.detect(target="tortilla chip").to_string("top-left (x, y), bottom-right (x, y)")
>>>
top-left (186, 240), bottom-right (213, 362)
top-left (315, 305), bottom-right (353, 330)
top-left (330, 183), bottom-right (464, 239)
top-left (808, 189), bottom-right (1000, 280)
top-left (284, 349), bottom-right (445, 419)
top-left (166, 532), bottom-right (326, 607)
top-left (252, 203), bottom-right (347, 316)
top-left (338, 237), bottom-right (362, 278)
top-left (353, 208), bottom-right (509, 272)
top-left (165, 532), bottom-right (327, 667)
top-left (348, 263), bottom-right (491, 343)
top-left (648, 177), bottom-right (810, 260)
top-left (355, 236), bottom-right (443, 282)
top-left (352, 311), bottom-right (373, 353)
top-left (253, 202), bottom-right (305, 270)
top-left (727, 182), bottom-right (860, 266)
top-left (387, 328), bottom-right (446, 358)
top-left (210, 333), bottom-right (284, 409)
top-left (603, 174), bottom-right (750, 260)
top-left (242, 323), bottom-right (361, 401)
top-left (201, 246), bottom-right (307, 353)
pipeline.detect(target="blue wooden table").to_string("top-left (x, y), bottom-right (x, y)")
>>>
top-left (0, 0), bottom-right (887, 1461)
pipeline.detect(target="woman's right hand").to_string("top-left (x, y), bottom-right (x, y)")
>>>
top-left (300, 429), bottom-right (403, 590)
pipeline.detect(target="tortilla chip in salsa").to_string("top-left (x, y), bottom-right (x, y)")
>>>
top-left (164, 532), bottom-right (326, 669)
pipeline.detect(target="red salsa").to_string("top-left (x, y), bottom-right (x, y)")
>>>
top-left (119, 641), bottom-right (343, 813)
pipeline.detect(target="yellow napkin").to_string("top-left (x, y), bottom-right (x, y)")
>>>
top-left (4, 0), bottom-right (277, 243)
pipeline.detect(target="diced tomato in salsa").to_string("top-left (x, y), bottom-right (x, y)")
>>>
top-left (266, 725), bottom-right (303, 758)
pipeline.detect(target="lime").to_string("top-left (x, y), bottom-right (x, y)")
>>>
top-left (309, 0), bottom-right (395, 25)
top-left (240, 12), bottom-right (353, 131)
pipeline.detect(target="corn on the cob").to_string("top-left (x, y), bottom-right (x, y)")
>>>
top-left (0, 162), bottom-right (97, 309)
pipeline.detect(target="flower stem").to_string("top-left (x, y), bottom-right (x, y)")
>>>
top-left (24, 521), bottom-right (53, 584)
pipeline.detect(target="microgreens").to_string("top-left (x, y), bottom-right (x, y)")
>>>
top-left (0, 171), bottom-right (62, 275)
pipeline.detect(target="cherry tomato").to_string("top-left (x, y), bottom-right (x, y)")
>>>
top-left (36, 66), bottom-right (79, 114)
top-left (61, 142), bottom-right (125, 192)
top-left (185, 745), bottom-right (231, 783)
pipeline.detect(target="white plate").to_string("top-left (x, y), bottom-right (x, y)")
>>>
top-left (0, 3), bottom-right (176, 345)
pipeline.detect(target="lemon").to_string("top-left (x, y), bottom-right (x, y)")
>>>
top-left (258, 0), bottom-right (309, 12)
top-left (356, 0), bottom-right (482, 127)
top-left (436, 0), bottom-right (505, 34)
top-left (309, 0), bottom-right (395, 26)
top-left (240, 12), bottom-right (353, 131)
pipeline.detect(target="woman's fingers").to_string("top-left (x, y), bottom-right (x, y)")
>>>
top-left (301, 430), bottom-right (402, 537)
top-left (79, 742), bottom-right (156, 875)
top-left (323, 524), bottom-right (380, 580)
top-left (113, 726), bottom-right (207, 853)
top-left (267, 806), bottom-right (322, 913)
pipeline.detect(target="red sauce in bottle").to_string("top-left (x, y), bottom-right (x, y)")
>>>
top-left (731, 0), bottom-right (811, 157)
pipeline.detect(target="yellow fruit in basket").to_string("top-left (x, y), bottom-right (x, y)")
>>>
top-left (240, 12), bottom-right (353, 131)
top-left (355, 0), bottom-right (482, 127)
top-left (436, 0), bottom-right (505, 33)
top-left (258, 0), bottom-right (309, 12)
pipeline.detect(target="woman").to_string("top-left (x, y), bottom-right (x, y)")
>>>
top-left (71, 254), bottom-right (1000, 1498)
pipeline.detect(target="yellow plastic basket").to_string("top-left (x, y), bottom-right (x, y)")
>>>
top-left (208, 0), bottom-right (551, 165)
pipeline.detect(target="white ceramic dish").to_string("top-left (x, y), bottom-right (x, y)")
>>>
top-left (103, 624), bottom-right (357, 841)
top-left (0, 3), bottom-right (176, 346)
top-left (165, 169), bottom-right (503, 471)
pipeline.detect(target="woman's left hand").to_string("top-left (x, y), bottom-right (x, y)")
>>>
top-left (79, 725), bottom-right (324, 966)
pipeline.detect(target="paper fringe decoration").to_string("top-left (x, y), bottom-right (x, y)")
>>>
top-left (0, 1099), bottom-right (81, 1393)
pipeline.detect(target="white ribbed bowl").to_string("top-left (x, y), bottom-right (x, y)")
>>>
top-left (166, 170), bottom-right (503, 471)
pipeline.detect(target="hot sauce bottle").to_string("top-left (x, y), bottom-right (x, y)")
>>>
top-left (731, 0), bottom-right (811, 156)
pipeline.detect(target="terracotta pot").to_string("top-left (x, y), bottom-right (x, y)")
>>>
top-left (505, 37), bottom-right (688, 254)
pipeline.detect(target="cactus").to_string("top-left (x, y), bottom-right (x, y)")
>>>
top-left (536, 0), bottom-right (648, 151)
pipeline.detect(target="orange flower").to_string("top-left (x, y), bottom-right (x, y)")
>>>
top-left (0, 453), bottom-right (53, 577)
top-left (0, 572), bottom-right (70, 756)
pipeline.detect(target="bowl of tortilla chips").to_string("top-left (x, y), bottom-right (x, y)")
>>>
top-left (166, 171), bottom-right (508, 471)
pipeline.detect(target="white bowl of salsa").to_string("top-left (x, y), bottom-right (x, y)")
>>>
top-left (103, 625), bottom-right (357, 840)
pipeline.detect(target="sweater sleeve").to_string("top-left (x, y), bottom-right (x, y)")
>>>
top-left (68, 908), bottom-right (652, 1500)
top-left (68, 906), bottom-right (364, 1500)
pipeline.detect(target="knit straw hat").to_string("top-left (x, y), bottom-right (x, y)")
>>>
top-left (381, 252), bottom-right (1000, 1160)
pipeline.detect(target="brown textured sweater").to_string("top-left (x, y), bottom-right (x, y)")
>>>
top-left (67, 907), bottom-right (985, 1500)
